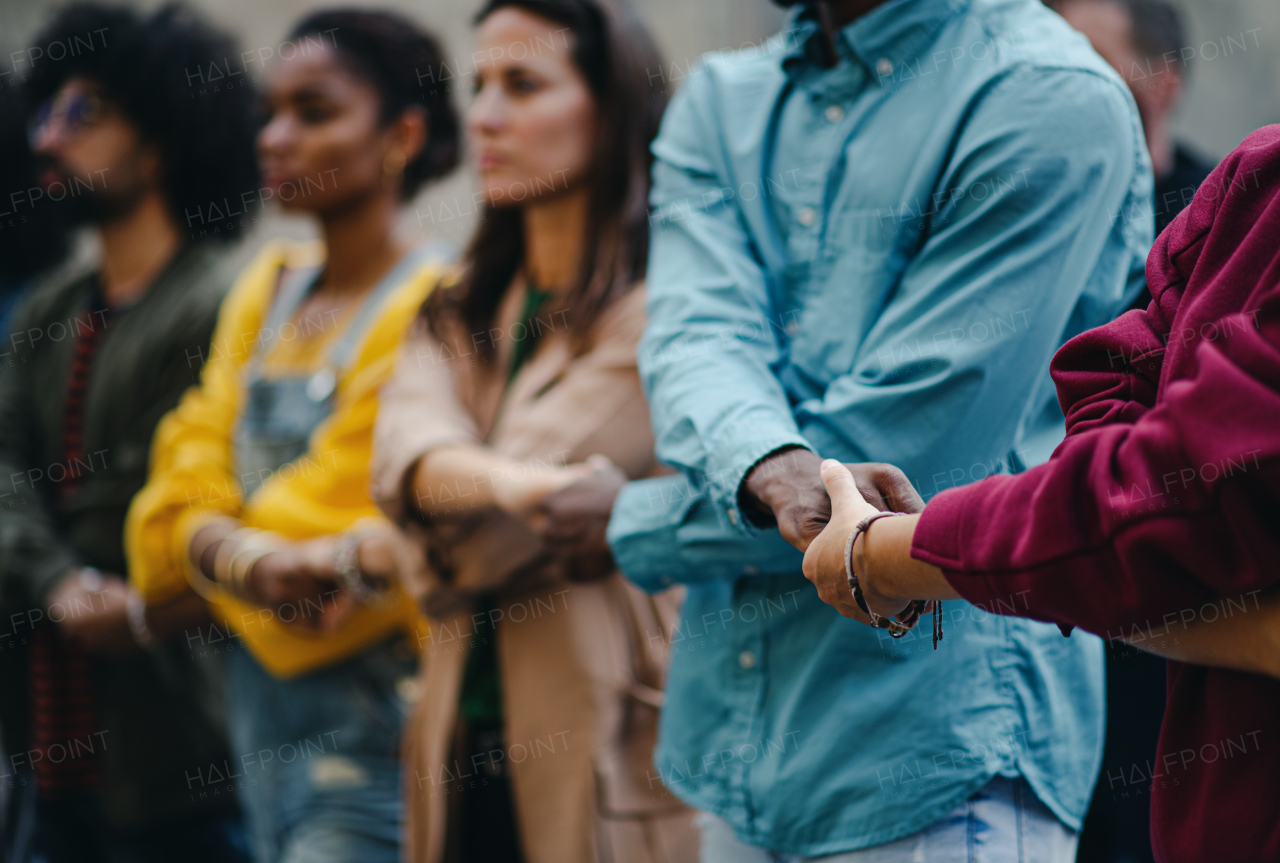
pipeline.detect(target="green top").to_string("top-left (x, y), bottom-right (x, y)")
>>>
top-left (458, 282), bottom-right (555, 728)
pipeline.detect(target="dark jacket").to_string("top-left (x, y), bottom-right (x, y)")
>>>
top-left (0, 241), bottom-right (239, 830)
top-left (913, 125), bottom-right (1280, 863)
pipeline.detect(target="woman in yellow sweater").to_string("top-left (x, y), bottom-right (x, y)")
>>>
top-left (125, 11), bottom-right (459, 863)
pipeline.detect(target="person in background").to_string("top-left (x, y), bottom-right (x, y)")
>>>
top-left (1, 2), bottom-right (261, 860)
top-left (1051, 0), bottom-right (1216, 269)
top-left (608, 0), bottom-right (1152, 859)
top-left (126, 10), bottom-right (460, 863)
top-left (0, 80), bottom-right (76, 863)
top-left (0, 5), bottom-right (260, 862)
top-left (371, 1), bottom-right (693, 860)
top-left (801, 124), bottom-right (1280, 863)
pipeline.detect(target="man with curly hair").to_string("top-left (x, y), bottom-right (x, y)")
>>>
top-left (0, 5), bottom-right (260, 861)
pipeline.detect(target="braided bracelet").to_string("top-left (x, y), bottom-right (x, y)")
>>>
top-left (844, 512), bottom-right (943, 649)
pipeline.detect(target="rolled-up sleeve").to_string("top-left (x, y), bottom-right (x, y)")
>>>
top-left (371, 321), bottom-right (481, 525)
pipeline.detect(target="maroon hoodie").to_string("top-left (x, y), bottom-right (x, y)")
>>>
top-left (911, 125), bottom-right (1280, 863)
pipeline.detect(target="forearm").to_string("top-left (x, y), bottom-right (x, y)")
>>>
top-left (892, 510), bottom-right (1280, 679)
top-left (1125, 587), bottom-right (1280, 679)
top-left (861, 514), bottom-right (961, 602)
top-left (412, 444), bottom-right (585, 519)
top-left (414, 445), bottom-right (521, 513)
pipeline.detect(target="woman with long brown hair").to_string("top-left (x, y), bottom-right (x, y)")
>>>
top-left (371, 1), bottom-right (693, 861)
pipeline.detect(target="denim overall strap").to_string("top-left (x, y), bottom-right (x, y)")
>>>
top-left (247, 263), bottom-right (324, 378)
top-left (234, 245), bottom-right (434, 500)
top-left (324, 242), bottom-right (436, 373)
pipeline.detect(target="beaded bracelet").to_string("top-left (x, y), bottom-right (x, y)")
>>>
top-left (844, 512), bottom-right (943, 649)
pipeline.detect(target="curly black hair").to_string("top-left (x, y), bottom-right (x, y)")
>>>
top-left (26, 3), bottom-right (261, 241)
top-left (288, 9), bottom-right (461, 199)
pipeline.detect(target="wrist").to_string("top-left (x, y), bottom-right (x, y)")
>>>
top-left (742, 446), bottom-right (819, 517)
top-left (853, 523), bottom-right (901, 603)
top-left (244, 550), bottom-right (282, 602)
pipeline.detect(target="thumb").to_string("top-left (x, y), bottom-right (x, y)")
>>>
top-left (819, 459), bottom-right (861, 516)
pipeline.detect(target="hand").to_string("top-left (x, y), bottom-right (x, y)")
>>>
top-left (248, 538), bottom-right (353, 631)
top-left (741, 448), bottom-right (831, 551)
top-left (493, 460), bottom-right (596, 517)
top-left (803, 460), bottom-right (916, 622)
top-left (47, 569), bottom-right (137, 657)
top-left (742, 448), bottom-right (926, 552)
top-left (802, 462), bottom-right (878, 620)
top-left (356, 531), bottom-right (419, 595)
top-left (534, 455), bottom-right (627, 581)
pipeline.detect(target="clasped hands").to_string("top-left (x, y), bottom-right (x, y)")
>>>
top-left (743, 446), bottom-right (936, 624)
top-left (411, 445), bottom-right (628, 583)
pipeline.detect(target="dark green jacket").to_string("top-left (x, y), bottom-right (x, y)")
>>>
top-left (0, 241), bottom-right (240, 829)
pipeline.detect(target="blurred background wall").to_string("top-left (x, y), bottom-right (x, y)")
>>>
top-left (2, 0), bottom-right (1278, 257)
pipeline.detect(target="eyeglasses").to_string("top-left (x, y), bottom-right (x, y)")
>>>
top-left (28, 91), bottom-right (108, 147)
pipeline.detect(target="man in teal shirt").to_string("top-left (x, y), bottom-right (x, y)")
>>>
top-left (608, 0), bottom-right (1151, 858)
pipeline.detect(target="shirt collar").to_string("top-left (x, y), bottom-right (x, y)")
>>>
top-left (782, 0), bottom-right (967, 82)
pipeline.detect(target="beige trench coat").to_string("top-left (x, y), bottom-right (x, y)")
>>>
top-left (372, 283), bottom-right (695, 863)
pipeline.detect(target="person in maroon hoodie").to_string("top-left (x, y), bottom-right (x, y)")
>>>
top-left (799, 124), bottom-right (1280, 863)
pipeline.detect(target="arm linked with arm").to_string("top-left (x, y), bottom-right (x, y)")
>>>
top-left (912, 295), bottom-right (1280, 639)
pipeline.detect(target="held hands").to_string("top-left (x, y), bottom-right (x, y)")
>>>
top-left (741, 447), bottom-right (935, 625)
top-left (500, 453), bottom-right (626, 581)
top-left (803, 460), bottom-right (915, 623)
top-left (411, 444), bottom-right (628, 584)
top-left (742, 447), bottom-right (924, 552)
top-left (248, 536), bottom-right (356, 632)
top-left (532, 455), bottom-right (628, 581)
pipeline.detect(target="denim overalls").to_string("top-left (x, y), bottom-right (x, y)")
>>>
top-left (224, 247), bottom-right (432, 863)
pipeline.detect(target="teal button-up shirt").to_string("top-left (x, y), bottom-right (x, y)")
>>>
top-left (608, 0), bottom-right (1152, 854)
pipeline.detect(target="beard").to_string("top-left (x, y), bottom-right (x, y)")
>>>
top-left (38, 152), bottom-right (151, 227)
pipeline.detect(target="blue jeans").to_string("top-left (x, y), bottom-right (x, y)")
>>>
top-left (698, 776), bottom-right (1077, 863)
top-left (224, 637), bottom-right (415, 863)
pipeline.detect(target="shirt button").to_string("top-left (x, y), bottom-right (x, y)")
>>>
top-left (797, 206), bottom-right (817, 227)
top-left (785, 319), bottom-right (800, 337)
top-left (727, 507), bottom-right (739, 526)
top-left (824, 104), bottom-right (844, 123)
top-left (876, 57), bottom-right (894, 77)
top-left (738, 650), bottom-right (757, 670)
